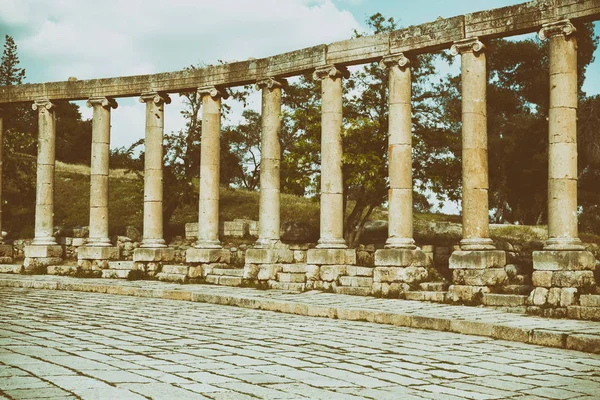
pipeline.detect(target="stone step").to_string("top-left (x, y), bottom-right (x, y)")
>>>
top-left (108, 261), bottom-right (135, 270)
top-left (161, 265), bottom-right (189, 275)
top-left (502, 285), bottom-right (532, 295)
top-left (0, 264), bottom-right (22, 274)
top-left (404, 291), bottom-right (446, 303)
top-left (483, 294), bottom-right (528, 307)
top-left (419, 282), bottom-right (448, 292)
top-left (157, 273), bottom-right (188, 284)
top-left (580, 294), bottom-right (600, 307)
top-left (47, 265), bottom-right (76, 275)
top-left (211, 268), bottom-right (244, 277)
top-left (335, 286), bottom-right (372, 296)
top-left (102, 269), bottom-right (131, 279)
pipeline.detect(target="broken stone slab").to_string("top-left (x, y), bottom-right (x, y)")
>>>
top-left (186, 248), bottom-right (230, 264)
top-left (533, 250), bottom-right (596, 271)
top-left (77, 246), bottom-right (119, 260)
top-left (374, 248), bottom-right (427, 267)
top-left (306, 249), bottom-right (356, 265)
top-left (24, 245), bottom-right (63, 258)
top-left (133, 247), bottom-right (175, 262)
top-left (245, 248), bottom-right (294, 264)
top-left (449, 250), bottom-right (506, 269)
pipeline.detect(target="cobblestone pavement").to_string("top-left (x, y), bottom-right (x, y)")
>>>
top-left (0, 288), bottom-right (600, 400)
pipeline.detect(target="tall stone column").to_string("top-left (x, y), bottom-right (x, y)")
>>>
top-left (448, 39), bottom-right (506, 303)
top-left (373, 54), bottom-right (428, 295)
top-left (530, 20), bottom-right (595, 311)
top-left (24, 99), bottom-right (63, 270)
top-left (187, 86), bottom-right (230, 265)
top-left (256, 77), bottom-right (285, 248)
top-left (0, 108), bottom-right (13, 264)
top-left (313, 64), bottom-right (348, 249)
top-left (134, 92), bottom-right (174, 264)
top-left (78, 97), bottom-right (119, 264)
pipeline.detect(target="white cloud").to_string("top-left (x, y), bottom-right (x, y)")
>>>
top-left (1, 0), bottom-right (360, 148)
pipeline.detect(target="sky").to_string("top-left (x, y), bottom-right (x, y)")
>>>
top-left (1, 0), bottom-right (599, 210)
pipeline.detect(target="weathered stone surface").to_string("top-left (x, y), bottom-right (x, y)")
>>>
top-left (560, 288), bottom-right (578, 307)
top-left (452, 268), bottom-right (508, 286)
top-left (447, 285), bottom-right (490, 303)
top-left (373, 266), bottom-right (428, 283)
top-left (188, 265), bottom-right (204, 279)
top-left (335, 286), bottom-right (372, 296)
top-left (319, 265), bottom-right (346, 282)
top-left (0, 264), bottom-right (22, 274)
top-left (529, 287), bottom-right (549, 306)
top-left (547, 287), bottom-right (561, 306)
top-left (242, 263), bottom-right (259, 280)
top-left (23, 257), bottom-right (62, 270)
top-left (306, 249), bottom-right (356, 265)
top-left (77, 246), bottom-right (119, 260)
top-left (245, 249), bottom-right (293, 264)
top-left (566, 334), bottom-right (600, 354)
top-left (0, 244), bottom-right (13, 258)
top-left (24, 245), bottom-right (63, 258)
top-left (533, 250), bottom-right (596, 271)
top-left (107, 261), bottom-right (136, 270)
top-left (185, 248), bottom-right (230, 263)
top-left (552, 270), bottom-right (595, 288)
top-left (345, 266), bottom-right (374, 277)
top-left (449, 250), bottom-right (506, 269)
top-left (277, 272), bottom-right (306, 283)
top-left (305, 265), bottom-right (319, 281)
top-left (133, 247), bottom-right (174, 262)
top-left (374, 249), bottom-right (427, 267)
top-left (157, 273), bottom-right (188, 283)
top-left (339, 276), bottom-right (373, 287)
top-left (102, 269), bottom-right (131, 279)
top-left (218, 276), bottom-right (243, 286)
top-left (580, 294), bottom-right (600, 307)
top-left (482, 294), bottom-right (527, 307)
top-left (257, 264), bottom-right (283, 281)
top-left (212, 268), bottom-right (244, 277)
top-left (161, 265), bottom-right (188, 275)
top-left (532, 271), bottom-right (553, 287)
top-left (47, 265), bottom-right (76, 275)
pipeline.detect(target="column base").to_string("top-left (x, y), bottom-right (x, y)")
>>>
top-left (186, 248), bottom-right (230, 264)
top-left (384, 237), bottom-right (416, 249)
top-left (254, 238), bottom-right (282, 249)
top-left (194, 240), bottom-right (222, 249)
top-left (449, 250), bottom-right (507, 303)
top-left (544, 237), bottom-right (586, 251)
top-left (459, 238), bottom-right (496, 250)
top-left (85, 238), bottom-right (112, 247)
top-left (0, 244), bottom-right (14, 264)
top-left (23, 244), bottom-right (63, 273)
top-left (140, 238), bottom-right (167, 248)
top-left (31, 237), bottom-right (58, 246)
top-left (316, 237), bottom-right (347, 249)
top-left (373, 249), bottom-right (428, 297)
top-left (245, 248), bottom-right (293, 264)
top-left (374, 248), bottom-right (427, 267)
top-left (78, 246), bottom-right (120, 261)
top-left (24, 244), bottom-right (63, 259)
top-left (133, 247), bottom-right (174, 262)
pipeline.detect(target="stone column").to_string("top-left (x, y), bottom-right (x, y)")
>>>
top-left (255, 77), bottom-right (286, 248)
top-left (133, 92), bottom-right (174, 264)
top-left (448, 39), bottom-right (506, 303)
top-left (24, 99), bottom-right (63, 269)
top-left (313, 64), bottom-right (348, 249)
top-left (78, 97), bottom-right (119, 263)
top-left (541, 20), bottom-right (583, 251)
top-left (530, 20), bottom-right (595, 312)
top-left (187, 86), bottom-right (230, 265)
top-left (0, 108), bottom-right (13, 263)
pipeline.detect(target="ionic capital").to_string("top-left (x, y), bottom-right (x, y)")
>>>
top-left (32, 99), bottom-right (55, 112)
top-left (539, 19), bottom-right (576, 40)
top-left (197, 85), bottom-right (229, 100)
top-left (379, 53), bottom-right (410, 70)
top-left (87, 96), bottom-right (118, 110)
top-left (450, 37), bottom-right (485, 56)
top-left (139, 92), bottom-right (171, 105)
top-left (313, 64), bottom-right (350, 81)
top-left (255, 77), bottom-right (287, 91)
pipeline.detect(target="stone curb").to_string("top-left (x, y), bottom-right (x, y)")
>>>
top-left (1, 276), bottom-right (599, 355)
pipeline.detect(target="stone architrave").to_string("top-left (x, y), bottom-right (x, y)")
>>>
top-left (450, 38), bottom-right (495, 251)
top-left (78, 97), bottom-right (119, 261)
top-left (540, 20), bottom-right (584, 251)
top-left (313, 64), bottom-right (349, 249)
top-left (195, 85), bottom-right (228, 249)
top-left (379, 53), bottom-right (416, 250)
top-left (0, 108), bottom-right (13, 262)
top-left (255, 77), bottom-right (287, 248)
top-left (138, 91), bottom-right (170, 249)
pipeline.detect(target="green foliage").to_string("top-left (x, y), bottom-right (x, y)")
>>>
top-left (0, 35), bottom-right (25, 86)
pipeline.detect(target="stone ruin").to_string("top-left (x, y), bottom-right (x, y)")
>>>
top-left (0, 0), bottom-right (599, 321)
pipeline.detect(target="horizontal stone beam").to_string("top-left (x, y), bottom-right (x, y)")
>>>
top-left (0, 0), bottom-right (598, 104)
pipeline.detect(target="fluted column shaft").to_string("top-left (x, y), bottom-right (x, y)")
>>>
top-left (87, 97), bottom-right (117, 246)
top-left (452, 38), bottom-right (495, 251)
top-left (32, 99), bottom-right (57, 245)
top-left (196, 86), bottom-right (227, 249)
top-left (139, 92), bottom-right (170, 248)
top-left (540, 20), bottom-right (583, 250)
top-left (256, 78), bottom-right (285, 248)
top-left (314, 65), bottom-right (348, 249)
top-left (381, 54), bottom-right (416, 249)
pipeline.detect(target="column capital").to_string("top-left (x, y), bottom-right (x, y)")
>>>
top-left (32, 99), bottom-right (55, 112)
top-left (139, 91), bottom-right (171, 105)
top-left (450, 37), bottom-right (485, 56)
top-left (255, 77), bottom-right (287, 91)
top-left (313, 64), bottom-right (350, 81)
top-left (87, 96), bottom-right (118, 110)
top-left (539, 19), bottom-right (576, 41)
top-left (379, 53), bottom-right (410, 70)
top-left (197, 85), bottom-right (229, 100)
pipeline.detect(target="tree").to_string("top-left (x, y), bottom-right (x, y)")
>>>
top-left (0, 35), bottom-right (25, 86)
